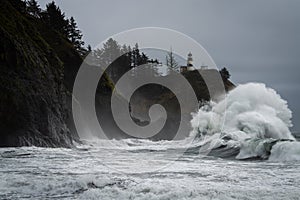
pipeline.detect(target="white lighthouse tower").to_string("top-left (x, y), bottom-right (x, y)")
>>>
top-left (180, 52), bottom-right (196, 73)
top-left (187, 52), bottom-right (195, 71)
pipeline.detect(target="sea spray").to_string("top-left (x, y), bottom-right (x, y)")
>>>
top-left (269, 141), bottom-right (300, 161)
top-left (190, 83), bottom-right (298, 160)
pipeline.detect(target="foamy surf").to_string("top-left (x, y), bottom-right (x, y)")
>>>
top-left (1, 141), bottom-right (300, 200)
top-left (190, 82), bottom-right (300, 161)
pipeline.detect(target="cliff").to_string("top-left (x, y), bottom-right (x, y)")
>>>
top-left (0, 0), bottom-right (113, 147)
top-left (129, 69), bottom-right (235, 140)
top-left (95, 67), bottom-right (235, 140)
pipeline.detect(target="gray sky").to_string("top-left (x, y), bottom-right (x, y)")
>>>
top-left (38, 0), bottom-right (300, 131)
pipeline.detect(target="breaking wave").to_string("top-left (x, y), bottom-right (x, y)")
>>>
top-left (190, 82), bottom-right (300, 161)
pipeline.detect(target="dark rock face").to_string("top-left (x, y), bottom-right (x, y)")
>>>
top-left (128, 70), bottom-right (235, 140)
top-left (181, 69), bottom-right (235, 101)
top-left (95, 67), bottom-right (235, 140)
top-left (0, 0), bottom-right (77, 147)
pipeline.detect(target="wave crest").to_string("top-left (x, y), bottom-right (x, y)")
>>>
top-left (190, 83), bottom-right (298, 160)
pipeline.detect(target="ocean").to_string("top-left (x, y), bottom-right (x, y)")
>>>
top-left (0, 139), bottom-right (300, 200)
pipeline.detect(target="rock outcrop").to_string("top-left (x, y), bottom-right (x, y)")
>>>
top-left (0, 0), bottom-right (113, 147)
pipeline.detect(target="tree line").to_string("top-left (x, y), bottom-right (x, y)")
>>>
top-left (90, 39), bottom-right (231, 81)
top-left (88, 38), bottom-right (160, 82)
top-left (12, 0), bottom-right (85, 55)
top-left (12, 0), bottom-right (231, 81)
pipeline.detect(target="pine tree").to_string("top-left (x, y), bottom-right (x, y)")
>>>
top-left (140, 52), bottom-right (149, 65)
top-left (26, 0), bottom-right (41, 17)
top-left (101, 38), bottom-right (121, 65)
top-left (220, 67), bottom-right (231, 80)
top-left (93, 38), bottom-right (121, 79)
top-left (166, 48), bottom-right (179, 72)
top-left (67, 16), bottom-right (84, 51)
top-left (133, 43), bottom-right (141, 67)
top-left (127, 46), bottom-right (133, 68)
top-left (121, 44), bottom-right (132, 70)
top-left (44, 1), bottom-right (68, 36)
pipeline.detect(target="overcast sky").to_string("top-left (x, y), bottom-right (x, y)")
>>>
top-left (38, 0), bottom-right (300, 131)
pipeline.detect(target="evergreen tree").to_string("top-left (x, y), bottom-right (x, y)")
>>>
top-left (91, 39), bottom-right (157, 80)
top-left (121, 44), bottom-right (132, 70)
top-left (133, 43), bottom-right (141, 67)
top-left (26, 0), bottom-right (41, 17)
top-left (220, 67), bottom-right (231, 80)
top-left (166, 48), bottom-right (179, 72)
top-left (140, 52), bottom-right (149, 65)
top-left (93, 38), bottom-right (121, 79)
top-left (101, 38), bottom-right (121, 65)
top-left (121, 44), bottom-right (128, 55)
top-left (131, 43), bottom-right (149, 67)
top-left (67, 16), bottom-right (84, 51)
top-left (44, 1), bottom-right (68, 35)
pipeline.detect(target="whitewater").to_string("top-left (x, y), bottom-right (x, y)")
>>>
top-left (1, 83), bottom-right (300, 199)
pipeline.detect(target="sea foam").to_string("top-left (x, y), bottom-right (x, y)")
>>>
top-left (190, 82), bottom-right (299, 160)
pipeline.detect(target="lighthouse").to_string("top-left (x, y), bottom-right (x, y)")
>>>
top-left (180, 52), bottom-right (196, 73)
top-left (187, 52), bottom-right (195, 71)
